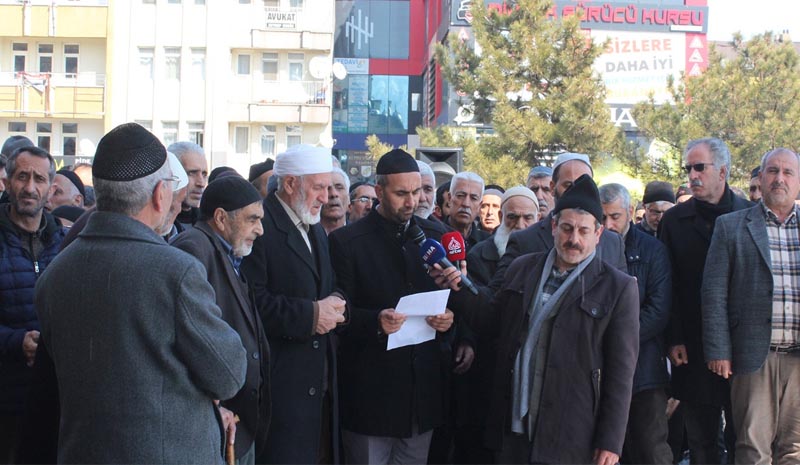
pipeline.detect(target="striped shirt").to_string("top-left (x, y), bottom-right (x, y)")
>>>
top-left (763, 203), bottom-right (800, 346)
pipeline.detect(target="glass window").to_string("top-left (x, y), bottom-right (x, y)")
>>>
top-left (38, 44), bottom-right (53, 73)
top-left (191, 48), bottom-right (205, 80)
top-left (188, 122), bottom-right (204, 147)
top-left (168, 0), bottom-right (181, 3)
top-left (286, 125), bottom-right (302, 147)
top-left (62, 123), bottom-right (78, 134)
top-left (195, 0), bottom-right (205, 4)
top-left (237, 54), bottom-right (251, 75)
top-left (367, 75), bottom-right (409, 134)
top-left (8, 122), bottom-right (26, 132)
top-left (36, 123), bottom-right (52, 153)
top-left (13, 43), bottom-right (27, 73)
top-left (239, 0), bottom-right (251, 4)
top-left (289, 0), bottom-right (303, 8)
top-left (235, 127), bottom-right (249, 153)
top-left (64, 44), bottom-right (79, 76)
top-left (165, 47), bottom-right (181, 80)
top-left (162, 122), bottom-right (178, 146)
top-left (63, 137), bottom-right (76, 156)
top-left (138, 47), bottom-right (154, 80)
top-left (288, 53), bottom-right (304, 81)
top-left (262, 53), bottom-right (278, 80)
top-left (261, 125), bottom-right (276, 156)
top-left (263, 0), bottom-right (279, 7)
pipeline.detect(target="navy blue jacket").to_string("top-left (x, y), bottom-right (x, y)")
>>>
top-left (0, 205), bottom-right (66, 413)
top-left (623, 224), bottom-right (671, 393)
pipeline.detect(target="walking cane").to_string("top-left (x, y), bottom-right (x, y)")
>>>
top-left (226, 414), bottom-right (241, 465)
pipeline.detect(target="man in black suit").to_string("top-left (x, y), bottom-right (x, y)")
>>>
top-left (659, 137), bottom-right (752, 464)
top-left (171, 176), bottom-right (271, 464)
top-left (329, 149), bottom-right (454, 465)
top-left (489, 152), bottom-right (626, 292)
top-left (242, 144), bottom-right (346, 464)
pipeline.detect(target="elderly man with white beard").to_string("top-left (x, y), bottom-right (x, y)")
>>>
top-left (467, 186), bottom-right (539, 287)
top-left (171, 176), bottom-right (271, 464)
top-left (241, 144), bottom-right (347, 464)
top-left (415, 160), bottom-right (436, 219)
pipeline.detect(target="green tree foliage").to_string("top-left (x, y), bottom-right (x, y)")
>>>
top-left (364, 134), bottom-right (407, 160)
top-left (435, 0), bottom-right (625, 166)
top-left (417, 126), bottom-right (528, 187)
top-left (633, 32), bottom-right (800, 183)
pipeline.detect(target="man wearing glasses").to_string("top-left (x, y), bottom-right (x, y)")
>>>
top-left (659, 138), bottom-right (752, 464)
top-left (348, 181), bottom-right (377, 223)
top-left (635, 181), bottom-right (675, 238)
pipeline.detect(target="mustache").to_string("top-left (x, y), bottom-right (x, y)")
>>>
top-left (770, 182), bottom-right (788, 190)
top-left (563, 241), bottom-right (583, 251)
top-left (457, 207), bottom-right (472, 215)
top-left (690, 179), bottom-right (703, 187)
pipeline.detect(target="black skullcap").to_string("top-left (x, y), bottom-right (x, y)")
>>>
top-left (56, 169), bottom-right (86, 198)
top-left (200, 176), bottom-right (262, 220)
top-left (208, 166), bottom-right (238, 184)
top-left (1, 136), bottom-right (34, 157)
top-left (376, 149), bottom-right (419, 175)
top-left (751, 166), bottom-right (761, 179)
top-left (642, 181), bottom-right (675, 204)
top-left (51, 205), bottom-right (85, 223)
top-left (93, 123), bottom-right (166, 182)
top-left (553, 174), bottom-right (603, 223)
top-left (350, 181), bottom-right (366, 194)
top-left (248, 159), bottom-right (275, 182)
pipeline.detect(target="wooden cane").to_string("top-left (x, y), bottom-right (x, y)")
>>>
top-left (226, 414), bottom-right (241, 465)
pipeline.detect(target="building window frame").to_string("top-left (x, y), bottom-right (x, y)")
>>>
top-left (64, 44), bottom-right (79, 77)
top-left (164, 47), bottom-right (181, 81)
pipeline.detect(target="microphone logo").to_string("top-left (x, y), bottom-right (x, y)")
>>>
top-left (422, 245), bottom-right (437, 263)
top-left (446, 236), bottom-right (463, 256)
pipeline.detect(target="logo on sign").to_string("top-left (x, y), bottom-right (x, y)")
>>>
top-left (447, 236), bottom-right (463, 255)
top-left (422, 245), bottom-right (436, 262)
top-left (345, 8), bottom-right (374, 51)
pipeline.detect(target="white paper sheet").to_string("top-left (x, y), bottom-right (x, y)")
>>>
top-left (387, 289), bottom-right (450, 350)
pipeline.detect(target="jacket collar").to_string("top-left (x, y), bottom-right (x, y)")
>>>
top-left (265, 193), bottom-right (319, 280)
top-left (79, 211), bottom-right (165, 245)
top-left (744, 204), bottom-right (771, 270)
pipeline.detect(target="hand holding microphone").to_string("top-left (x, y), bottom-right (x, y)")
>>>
top-left (408, 225), bottom-right (479, 295)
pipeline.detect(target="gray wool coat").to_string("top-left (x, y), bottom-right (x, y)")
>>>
top-left (702, 204), bottom-right (776, 375)
top-left (35, 212), bottom-right (247, 465)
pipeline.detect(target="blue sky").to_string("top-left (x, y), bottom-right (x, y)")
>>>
top-left (707, 0), bottom-right (799, 41)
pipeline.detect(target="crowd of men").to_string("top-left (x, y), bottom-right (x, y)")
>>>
top-left (0, 124), bottom-right (797, 465)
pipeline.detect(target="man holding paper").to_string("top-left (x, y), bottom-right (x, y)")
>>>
top-left (329, 149), bottom-right (454, 465)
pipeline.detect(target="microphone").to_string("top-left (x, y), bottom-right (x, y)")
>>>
top-left (419, 237), bottom-right (479, 296)
top-left (441, 232), bottom-right (466, 268)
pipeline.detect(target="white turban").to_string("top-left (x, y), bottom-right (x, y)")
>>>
top-left (167, 151), bottom-right (189, 191)
top-left (274, 144), bottom-right (333, 177)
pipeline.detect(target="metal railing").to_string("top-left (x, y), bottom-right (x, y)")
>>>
top-left (0, 72), bottom-right (106, 87)
top-left (257, 80), bottom-right (328, 105)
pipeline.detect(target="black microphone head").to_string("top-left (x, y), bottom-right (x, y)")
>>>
top-left (407, 224), bottom-right (426, 246)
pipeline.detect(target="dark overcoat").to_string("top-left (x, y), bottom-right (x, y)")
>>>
top-left (171, 221), bottom-right (271, 457)
top-left (240, 192), bottom-right (341, 464)
top-left (460, 252), bottom-right (640, 463)
top-left (659, 193), bottom-right (751, 404)
top-left (34, 212), bottom-right (247, 464)
top-left (328, 210), bottom-right (450, 437)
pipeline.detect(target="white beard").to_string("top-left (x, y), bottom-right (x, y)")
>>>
top-left (291, 186), bottom-right (322, 225)
top-left (493, 223), bottom-right (512, 256)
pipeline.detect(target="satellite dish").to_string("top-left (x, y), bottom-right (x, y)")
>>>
top-left (332, 61), bottom-right (348, 80)
top-left (308, 56), bottom-right (331, 79)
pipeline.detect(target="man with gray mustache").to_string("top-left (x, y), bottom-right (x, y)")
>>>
top-left (659, 137), bottom-right (752, 464)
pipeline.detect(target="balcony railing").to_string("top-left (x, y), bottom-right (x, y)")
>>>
top-left (257, 80), bottom-right (328, 105)
top-left (0, 71), bottom-right (106, 87)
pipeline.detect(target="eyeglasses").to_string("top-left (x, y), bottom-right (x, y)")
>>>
top-left (683, 163), bottom-right (714, 174)
top-left (353, 196), bottom-right (377, 204)
top-left (162, 175), bottom-right (181, 186)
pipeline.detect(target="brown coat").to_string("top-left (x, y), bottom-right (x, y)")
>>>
top-left (457, 252), bottom-right (639, 463)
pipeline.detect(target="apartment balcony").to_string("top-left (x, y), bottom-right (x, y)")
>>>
top-left (248, 7), bottom-right (333, 51)
top-left (228, 80), bottom-right (330, 124)
top-left (0, 72), bottom-right (105, 119)
top-left (0, 0), bottom-right (108, 38)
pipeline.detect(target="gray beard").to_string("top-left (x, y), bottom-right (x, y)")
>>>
top-left (493, 223), bottom-right (512, 256)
